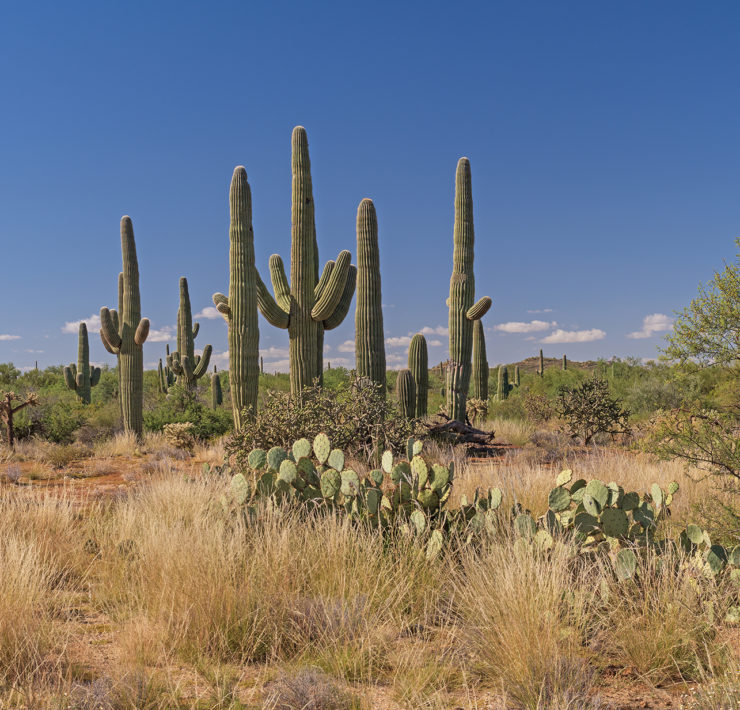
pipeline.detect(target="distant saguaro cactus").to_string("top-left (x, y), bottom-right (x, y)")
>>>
top-left (539, 349), bottom-right (545, 377)
top-left (355, 198), bottom-right (386, 389)
top-left (64, 322), bottom-right (100, 404)
top-left (212, 167), bottom-right (260, 431)
top-left (471, 319), bottom-right (488, 401)
top-left (256, 127), bottom-right (356, 394)
top-left (168, 277), bottom-right (212, 390)
top-left (211, 366), bottom-right (223, 409)
top-left (396, 369), bottom-right (416, 419)
top-left (99, 217), bottom-right (150, 437)
top-left (446, 158), bottom-right (491, 422)
top-left (497, 366), bottom-right (510, 401)
top-left (514, 364), bottom-right (521, 387)
top-left (157, 359), bottom-right (167, 394)
top-left (408, 333), bottom-right (428, 417)
top-left (562, 354), bottom-right (568, 371)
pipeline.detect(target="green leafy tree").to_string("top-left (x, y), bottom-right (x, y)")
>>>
top-left (650, 239), bottom-right (740, 480)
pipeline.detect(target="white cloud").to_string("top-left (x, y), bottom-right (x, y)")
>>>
top-left (147, 326), bottom-right (175, 343)
top-left (337, 340), bottom-right (355, 353)
top-left (495, 320), bottom-right (557, 334)
top-left (260, 346), bottom-right (289, 359)
top-left (211, 350), bottom-right (230, 368)
top-left (195, 306), bottom-right (222, 320)
top-left (386, 336), bottom-right (412, 348)
top-left (627, 313), bottom-right (674, 339)
top-left (324, 344), bottom-right (331, 353)
top-left (326, 357), bottom-right (352, 368)
top-left (428, 339), bottom-right (443, 347)
top-left (0, 334), bottom-right (21, 341)
top-left (541, 328), bottom-right (606, 344)
top-left (421, 325), bottom-right (448, 336)
top-left (25, 349), bottom-right (43, 353)
top-left (62, 314), bottom-right (101, 334)
top-left (386, 353), bottom-right (406, 367)
top-left (527, 308), bottom-right (553, 314)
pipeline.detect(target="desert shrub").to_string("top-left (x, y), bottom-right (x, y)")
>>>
top-left (522, 392), bottom-right (556, 423)
top-left (556, 377), bottom-right (630, 444)
top-left (41, 442), bottom-right (92, 469)
top-left (228, 376), bottom-right (417, 462)
top-left (144, 385), bottom-right (232, 440)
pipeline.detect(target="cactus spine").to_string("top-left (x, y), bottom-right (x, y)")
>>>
top-left (211, 366), bottom-right (223, 409)
top-left (168, 277), bottom-right (212, 390)
top-left (562, 354), bottom-right (567, 371)
top-left (355, 198), bottom-right (386, 389)
top-left (212, 167), bottom-right (260, 432)
top-left (64, 322), bottom-right (100, 404)
top-left (497, 366), bottom-right (510, 401)
top-left (471, 319), bottom-right (488, 401)
top-left (99, 217), bottom-right (149, 437)
top-left (396, 369), bottom-right (416, 419)
top-left (514, 364), bottom-right (520, 387)
top-left (539, 349), bottom-right (545, 377)
top-left (408, 334), bottom-right (428, 417)
top-left (256, 127), bottom-right (356, 394)
top-left (446, 158), bottom-right (491, 422)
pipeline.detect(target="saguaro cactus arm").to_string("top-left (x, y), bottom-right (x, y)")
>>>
top-left (268, 255), bottom-right (292, 313)
top-left (134, 319), bottom-right (150, 345)
top-left (100, 308), bottom-right (122, 352)
top-left (311, 250), bottom-right (351, 321)
top-left (255, 273), bottom-right (290, 328)
top-left (467, 296), bottom-right (492, 321)
top-left (63, 366), bottom-right (77, 390)
top-left (323, 265), bottom-right (356, 330)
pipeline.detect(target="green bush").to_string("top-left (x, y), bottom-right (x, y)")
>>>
top-left (144, 384), bottom-right (232, 440)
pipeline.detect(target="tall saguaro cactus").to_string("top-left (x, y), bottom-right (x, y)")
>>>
top-left (168, 277), bottom-right (212, 389)
top-left (256, 127), bottom-right (356, 394)
top-left (471, 319), bottom-right (488, 401)
top-left (355, 198), bottom-right (385, 389)
top-left (211, 366), bottom-right (223, 409)
top-left (446, 158), bottom-right (491, 422)
top-left (396, 369), bottom-right (416, 419)
top-left (408, 333), bottom-right (428, 417)
top-left (100, 217), bottom-right (150, 437)
top-left (64, 322), bottom-right (101, 404)
top-left (497, 366), bottom-right (510, 401)
top-left (212, 167), bottom-right (260, 431)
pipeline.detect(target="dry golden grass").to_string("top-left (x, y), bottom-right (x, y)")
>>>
top-left (0, 441), bottom-right (736, 708)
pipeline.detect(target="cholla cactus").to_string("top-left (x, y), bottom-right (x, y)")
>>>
top-left (64, 322), bottom-right (101, 404)
top-left (168, 277), bottom-right (212, 390)
top-left (256, 127), bottom-right (356, 394)
top-left (446, 158), bottom-right (491, 422)
top-left (99, 217), bottom-right (149, 437)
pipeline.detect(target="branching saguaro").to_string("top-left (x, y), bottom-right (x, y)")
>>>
top-left (168, 277), bottom-right (212, 389)
top-left (256, 127), bottom-right (356, 394)
top-left (446, 157), bottom-right (491, 422)
top-left (99, 217), bottom-right (150, 437)
top-left (212, 167), bottom-right (260, 431)
top-left (64, 322), bottom-right (101, 404)
top-left (0, 391), bottom-right (37, 448)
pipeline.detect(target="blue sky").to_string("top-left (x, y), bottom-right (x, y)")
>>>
top-left (1, 1), bottom-right (739, 372)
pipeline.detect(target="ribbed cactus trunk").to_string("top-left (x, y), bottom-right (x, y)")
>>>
top-left (100, 217), bottom-right (149, 437)
top-left (471, 319), bottom-right (488, 401)
top-left (408, 334), bottom-right (428, 417)
top-left (396, 369), bottom-right (416, 419)
top-left (497, 366), bottom-right (510, 401)
top-left (446, 158), bottom-right (491, 422)
top-left (514, 364), bottom-right (520, 387)
top-left (64, 322), bottom-right (100, 404)
top-left (168, 277), bottom-right (212, 390)
top-left (157, 359), bottom-right (167, 394)
top-left (211, 366), bottom-right (223, 409)
top-left (256, 127), bottom-right (356, 395)
top-left (212, 167), bottom-right (259, 431)
top-left (539, 349), bottom-right (545, 377)
top-left (562, 354), bottom-right (567, 371)
top-left (355, 199), bottom-right (386, 390)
